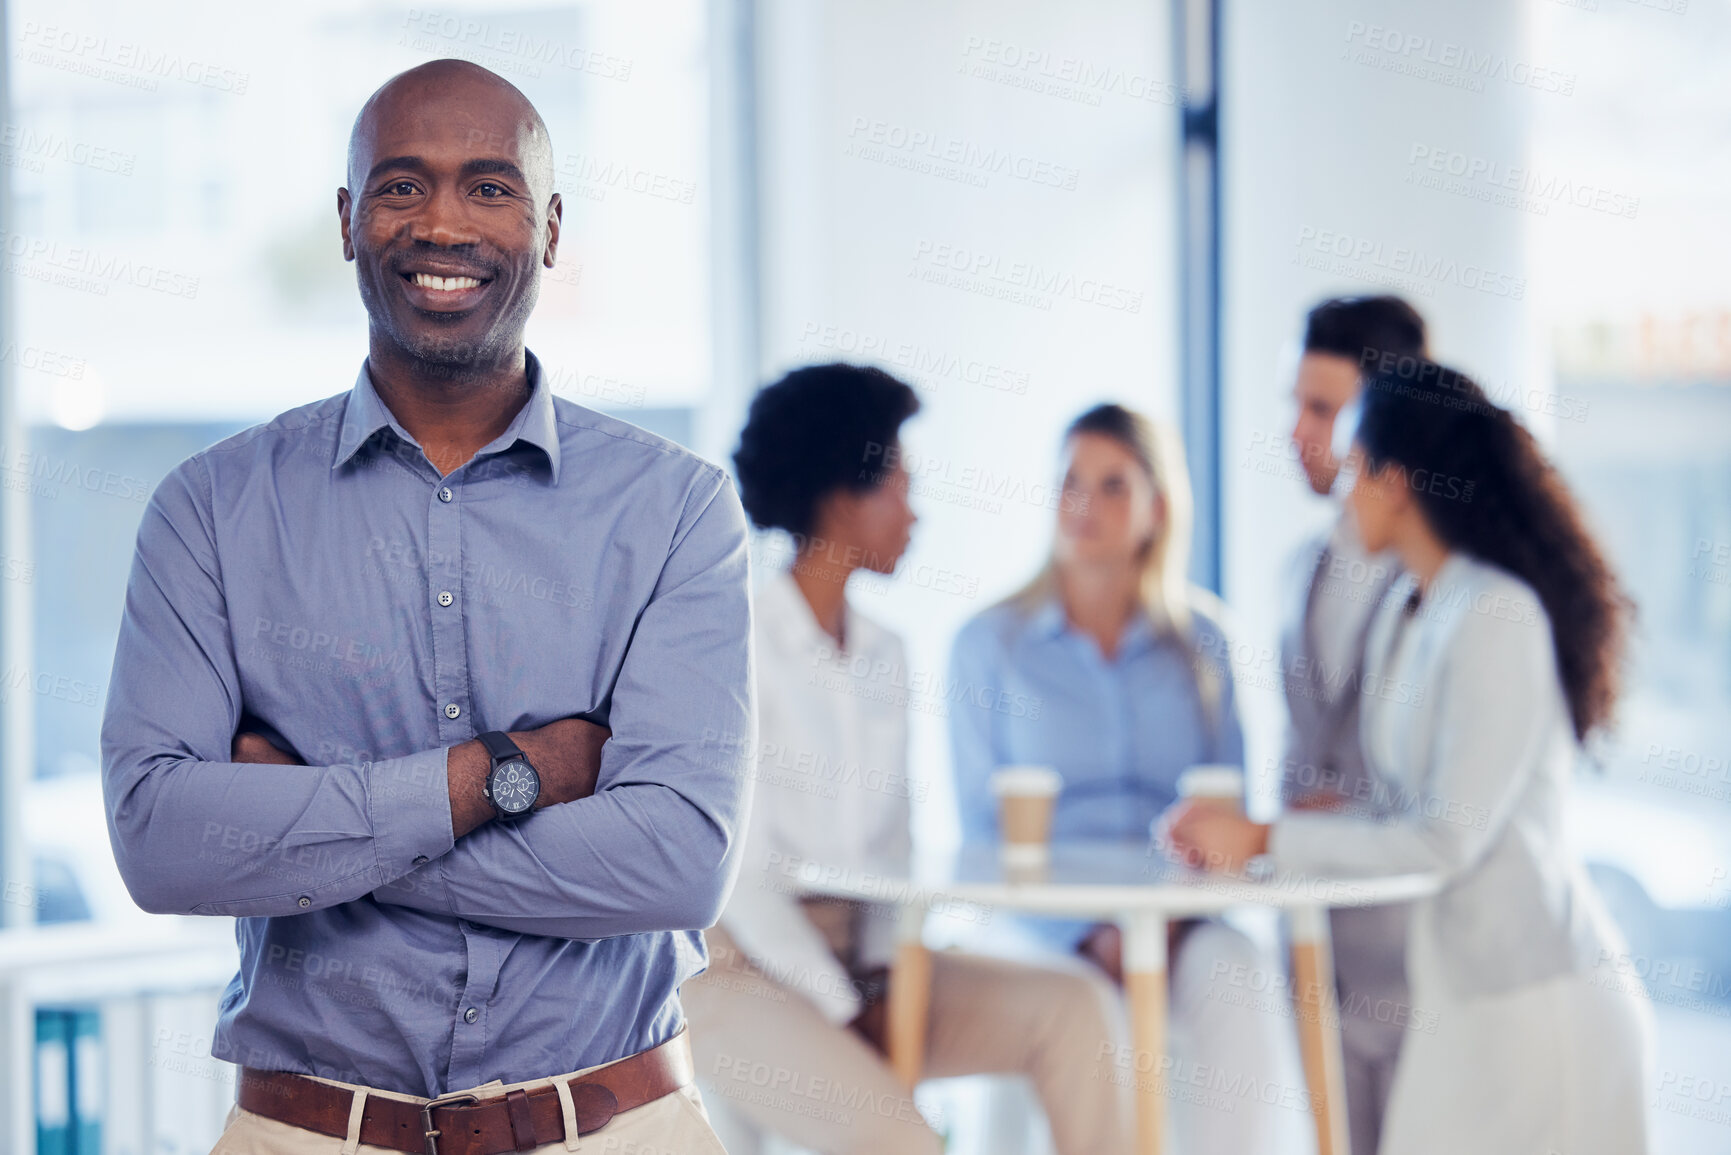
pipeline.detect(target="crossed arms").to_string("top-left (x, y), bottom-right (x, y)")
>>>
top-left (100, 458), bottom-right (755, 940)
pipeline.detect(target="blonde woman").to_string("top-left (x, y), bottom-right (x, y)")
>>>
top-left (948, 403), bottom-right (1294, 1152)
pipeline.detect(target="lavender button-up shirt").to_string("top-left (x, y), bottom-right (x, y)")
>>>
top-left (100, 352), bottom-right (754, 1097)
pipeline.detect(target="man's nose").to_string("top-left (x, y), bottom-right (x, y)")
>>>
top-left (406, 187), bottom-right (482, 248)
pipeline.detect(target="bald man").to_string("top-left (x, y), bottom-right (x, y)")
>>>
top-left (101, 60), bottom-right (750, 1154)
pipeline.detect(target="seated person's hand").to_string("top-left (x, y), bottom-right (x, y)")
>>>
top-left (1078, 919), bottom-right (1199, 985)
top-left (1077, 922), bottom-right (1124, 984)
top-left (1165, 799), bottom-right (1270, 876)
top-left (848, 966), bottom-right (891, 1057)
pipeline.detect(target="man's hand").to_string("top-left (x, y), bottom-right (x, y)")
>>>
top-left (446, 717), bottom-right (612, 839)
top-left (233, 717), bottom-right (611, 841)
top-left (513, 718), bottom-right (611, 807)
top-left (232, 731), bottom-right (304, 765)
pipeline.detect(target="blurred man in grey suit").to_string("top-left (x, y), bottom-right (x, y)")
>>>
top-left (1277, 295), bottom-right (1426, 1155)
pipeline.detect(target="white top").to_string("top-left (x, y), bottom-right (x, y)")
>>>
top-left (1269, 553), bottom-right (1624, 996)
top-left (717, 569), bottom-right (913, 1024)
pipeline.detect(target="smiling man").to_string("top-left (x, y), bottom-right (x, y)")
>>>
top-left (100, 60), bottom-right (750, 1155)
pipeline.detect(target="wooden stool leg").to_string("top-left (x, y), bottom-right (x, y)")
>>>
top-left (886, 903), bottom-right (931, 1089)
top-left (1122, 912), bottom-right (1169, 1155)
top-left (1291, 904), bottom-right (1351, 1155)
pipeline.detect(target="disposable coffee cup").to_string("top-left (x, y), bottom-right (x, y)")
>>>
top-left (1176, 764), bottom-right (1245, 811)
top-left (990, 765), bottom-right (1062, 867)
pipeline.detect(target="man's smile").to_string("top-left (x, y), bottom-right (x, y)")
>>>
top-left (395, 261), bottom-right (496, 313)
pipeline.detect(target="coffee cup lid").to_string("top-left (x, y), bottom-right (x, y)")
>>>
top-left (990, 765), bottom-right (1062, 797)
top-left (1176, 765), bottom-right (1245, 798)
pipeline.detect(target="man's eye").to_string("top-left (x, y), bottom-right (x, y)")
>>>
top-left (475, 182), bottom-right (506, 197)
top-left (385, 181), bottom-right (418, 196)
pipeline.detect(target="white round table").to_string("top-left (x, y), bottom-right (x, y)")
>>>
top-left (793, 840), bottom-right (1439, 1155)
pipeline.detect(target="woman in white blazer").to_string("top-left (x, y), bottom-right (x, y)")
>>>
top-left (1169, 360), bottom-right (1652, 1155)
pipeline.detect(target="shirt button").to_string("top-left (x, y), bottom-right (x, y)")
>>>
top-left (437, 591), bottom-right (454, 608)
top-left (445, 703), bottom-right (461, 720)
top-left (413, 855), bottom-right (429, 866)
top-left (297, 896), bottom-right (311, 908)
top-left (463, 1007), bottom-right (479, 1024)
top-left (438, 486), bottom-right (454, 503)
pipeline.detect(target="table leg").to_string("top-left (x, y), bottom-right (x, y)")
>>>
top-left (1122, 911), bottom-right (1168, 1155)
top-left (886, 902), bottom-right (930, 1089)
top-left (1290, 904), bottom-right (1351, 1155)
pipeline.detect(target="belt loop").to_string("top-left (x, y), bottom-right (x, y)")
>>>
top-left (554, 1077), bottom-right (581, 1151)
top-left (342, 1089), bottom-right (369, 1155)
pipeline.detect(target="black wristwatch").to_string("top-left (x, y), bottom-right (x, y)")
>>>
top-left (478, 731), bottom-right (541, 821)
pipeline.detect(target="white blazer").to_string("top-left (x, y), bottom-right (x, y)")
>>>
top-left (1269, 552), bottom-right (1624, 998)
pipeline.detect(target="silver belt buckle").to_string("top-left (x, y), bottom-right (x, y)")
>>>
top-left (422, 1092), bottom-right (480, 1155)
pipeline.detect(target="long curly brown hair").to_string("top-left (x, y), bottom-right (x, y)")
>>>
top-left (1356, 361), bottom-right (1632, 741)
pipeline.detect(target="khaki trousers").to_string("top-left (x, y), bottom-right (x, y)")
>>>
top-left (683, 919), bottom-right (1130, 1155)
top-left (209, 1053), bottom-right (726, 1155)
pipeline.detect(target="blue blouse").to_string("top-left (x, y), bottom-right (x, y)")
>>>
top-left (948, 594), bottom-right (1245, 852)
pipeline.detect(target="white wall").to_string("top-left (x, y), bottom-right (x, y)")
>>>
top-left (752, 0), bottom-right (1183, 848)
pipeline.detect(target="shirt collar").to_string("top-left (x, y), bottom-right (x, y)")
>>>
top-left (1026, 594), bottom-right (1157, 655)
top-left (332, 350), bottom-right (562, 483)
top-left (760, 566), bottom-right (880, 658)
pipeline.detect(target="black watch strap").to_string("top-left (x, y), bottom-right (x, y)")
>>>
top-left (477, 730), bottom-right (524, 764)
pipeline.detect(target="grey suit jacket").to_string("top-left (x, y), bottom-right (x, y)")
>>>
top-left (1277, 520), bottom-right (1409, 1053)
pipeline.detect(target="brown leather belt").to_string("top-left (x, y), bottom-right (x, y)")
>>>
top-left (238, 1030), bottom-right (693, 1155)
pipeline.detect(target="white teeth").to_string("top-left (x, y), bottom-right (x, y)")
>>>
top-left (411, 273), bottom-right (483, 291)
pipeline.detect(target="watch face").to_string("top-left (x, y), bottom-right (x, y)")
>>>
top-left (490, 759), bottom-right (539, 815)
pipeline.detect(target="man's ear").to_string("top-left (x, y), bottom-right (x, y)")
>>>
top-left (543, 192), bottom-right (563, 268)
top-left (337, 188), bottom-right (356, 262)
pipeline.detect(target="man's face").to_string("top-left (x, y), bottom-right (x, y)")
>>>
top-left (339, 83), bottom-right (560, 373)
top-left (1288, 352), bottom-right (1363, 495)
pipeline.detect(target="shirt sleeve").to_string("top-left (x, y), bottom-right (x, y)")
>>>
top-left (100, 459), bottom-right (456, 918)
top-left (372, 470), bottom-right (756, 939)
top-left (718, 779), bottom-right (863, 1025)
top-left (1267, 602), bottom-right (1555, 880)
top-left (947, 617), bottom-right (1002, 846)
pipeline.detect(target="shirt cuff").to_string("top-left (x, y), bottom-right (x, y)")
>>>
top-left (368, 746), bottom-right (457, 884)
